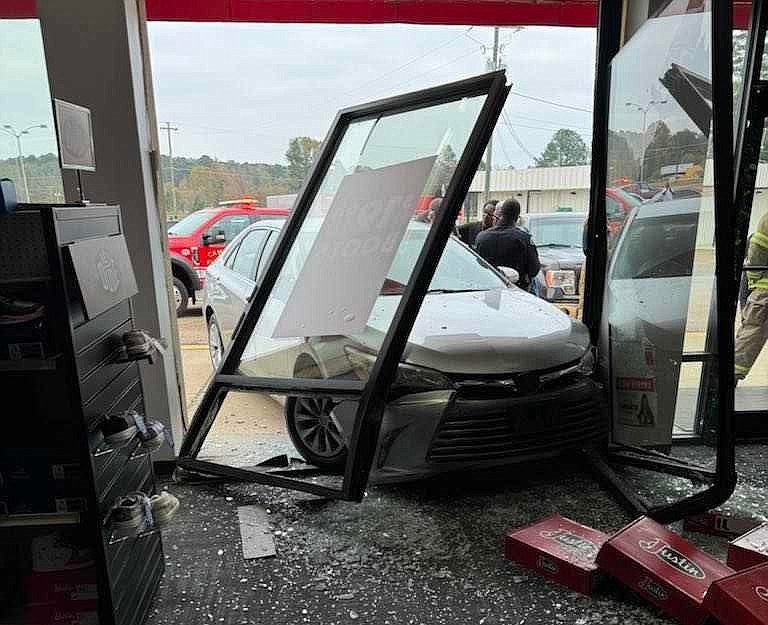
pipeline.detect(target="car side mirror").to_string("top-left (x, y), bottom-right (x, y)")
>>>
top-left (499, 266), bottom-right (519, 284)
top-left (203, 231), bottom-right (226, 245)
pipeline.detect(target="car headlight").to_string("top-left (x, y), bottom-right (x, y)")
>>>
top-left (344, 346), bottom-right (454, 394)
top-left (546, 269), bottom-right (576, 295)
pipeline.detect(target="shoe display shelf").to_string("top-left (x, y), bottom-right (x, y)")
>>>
top-left (0, 205), bottom-right (164, 625)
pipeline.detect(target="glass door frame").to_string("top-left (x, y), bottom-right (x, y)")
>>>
top-left (177, 70), bottom-right (510, 500)
top-left (583, 0), bottom-right (737, 523)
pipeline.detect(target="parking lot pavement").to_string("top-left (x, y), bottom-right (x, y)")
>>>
top-left (176, 306), bottom-right (285, 434)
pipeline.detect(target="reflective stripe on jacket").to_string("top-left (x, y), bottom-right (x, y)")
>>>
top-left (746, 215), bottom-right (768, 290)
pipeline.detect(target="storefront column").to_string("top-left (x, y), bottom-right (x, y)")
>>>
top-left (36, 0), bottom-right (184, 457)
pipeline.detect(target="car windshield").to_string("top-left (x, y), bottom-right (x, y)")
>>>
top-left (387, 230), bottom-right (506, 294)
top-left (528, 217), bottom-right (585, 247)
top-left (612, 213), bottom-right (697, 280)
top-left (168, 210), bottom-right (213, 235)
top-left (275, 226), bottom-right (505, 300)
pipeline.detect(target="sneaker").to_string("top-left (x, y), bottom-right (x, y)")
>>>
top-left (150, 491), bottom-right (180, 529)
top-left (111, 493), bottom-right (149, 531)
top-left (0, 295), bottom-right (44, 325)
top-left (101, 411), bottom-right (138, 445)
top-left (122, 329), bottom-right (154, 358)
top-left (138, 420), bottom-right (166, 451)
top-left (31, 532), bottom-right (95, 572)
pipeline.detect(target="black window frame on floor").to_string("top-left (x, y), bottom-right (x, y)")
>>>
top-left (177, 70), bottom-right (510, 500)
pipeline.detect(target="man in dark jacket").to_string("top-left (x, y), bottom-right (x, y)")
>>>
top-left (475, 198), bottom-right (541, 290)
top-left (458, 200), bottom-right (497, 247)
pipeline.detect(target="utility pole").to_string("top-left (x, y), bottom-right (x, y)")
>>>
top-left (1, 123), bottom-right (47, 202)
top-left (161, 122), bottom-right (179, 214)
top-left (483, 27), bottom-right (500, 207)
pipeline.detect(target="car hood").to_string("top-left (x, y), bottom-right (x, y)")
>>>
top-left (356, 288), bottom-right (590, 374)
top-left (537, 246), bottom-right (585, 271)
top-left (167, 233), bottom-right (197, 247)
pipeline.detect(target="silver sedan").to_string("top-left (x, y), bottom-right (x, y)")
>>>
top-left (204, 220), bottom-right (605, 482)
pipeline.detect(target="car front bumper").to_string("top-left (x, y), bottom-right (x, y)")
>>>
top-left (365, 376), bottom-right (607, 483)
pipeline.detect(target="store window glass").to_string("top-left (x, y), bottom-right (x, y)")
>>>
top-left (604, 2), bottom-right (714, 449)
top-left (0, 20), bottom-right (63, 203)
top-left (235, 95), bottom-right (489, 379)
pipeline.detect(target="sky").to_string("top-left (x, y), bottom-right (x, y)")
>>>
top-left (0, 20), bottom-right (596, 169)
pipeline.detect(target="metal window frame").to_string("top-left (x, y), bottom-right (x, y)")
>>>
top-left (177, 70), bottom-right (510, 500)
top-left (584, 0), bottom-right (737, 523)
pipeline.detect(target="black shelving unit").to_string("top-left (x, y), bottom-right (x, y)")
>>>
top-left (0, 204), bottom-right (163, 625)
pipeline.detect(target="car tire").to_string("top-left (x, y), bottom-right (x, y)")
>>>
top-left (207, 314), bottom-right (224, 369)
top-left (285, 396), bottom-right (348, 469)
top-left (173, 277), bottom-right (189, 316)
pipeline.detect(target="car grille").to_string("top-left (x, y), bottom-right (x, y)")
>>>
top-left (427, 380), bottom-right (606, 463)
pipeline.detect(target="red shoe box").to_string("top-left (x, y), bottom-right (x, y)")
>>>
top-left (703, 563), bottom-right (768, 625)
top-left (595, 516), bottom-right (733, 625)
top-left (24, 600), bottom-right (98, 625)
top-left (504, 514), bottom-right (609, 595)
top-left (728, 524), bottom-right (768, 571)
top-left (684, 511), bottom-right (762, 539)
top-left (25, 567), bottom-right (98, 604)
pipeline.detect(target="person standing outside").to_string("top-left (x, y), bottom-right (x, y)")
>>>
top-left (735, 220), bottom-right (768, 382)
top-left (475, 198), bottom-right (541, 291)
top-left (458, 200), bottom-right (497, 247)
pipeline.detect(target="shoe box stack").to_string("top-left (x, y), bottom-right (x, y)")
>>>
top-left (0, 205), bottom-right (173, 625)
top-left (505, 514), bottom-right (768, 625)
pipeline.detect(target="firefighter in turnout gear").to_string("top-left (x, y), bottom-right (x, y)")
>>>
top-left (735, 216), bottom-right (768, 381)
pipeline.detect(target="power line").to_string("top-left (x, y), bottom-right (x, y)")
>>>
top-left (365, 44), bottom-right (485, 98)
top-left (507, 112), bottom-right (592, 132)
top-left (333, 26), bottom-right (475, 99)
top-left (495, 130), bottom-right (515, 168)
top-left (501, 112), bottom-right (538, 164)
top-left (509, 90), bottom-right (593, 113)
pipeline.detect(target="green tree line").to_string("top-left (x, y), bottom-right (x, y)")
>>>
top-left (0, 136), bottom-right (321, 214)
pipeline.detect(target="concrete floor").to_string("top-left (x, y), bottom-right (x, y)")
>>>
top-left (146, 307), bottom-right (768, 625)
top-left (146, 446), bottom-right (767, 625)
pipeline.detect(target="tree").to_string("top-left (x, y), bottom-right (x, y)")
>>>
top-left (607, 130), bottom-right (638, 183)
top-left (536, 129), bottom-right (588, 167)
top-left (286, 136), bottom-right (321, 181)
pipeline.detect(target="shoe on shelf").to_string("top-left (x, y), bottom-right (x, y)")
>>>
top-left (110, 493), bottom-right (150, 531)
top-left (101, 411), bottom-right (138, 445)
top-left (0, 295), bottom-right (44, 325)
top-left (31, 532), bottom-right (95, 572)
top-left (138, 419), bottom-right (166, 451)
top-left (150, 491), bottom-right (180, 529)
top-left (122, 329), bottom-right (155, 358)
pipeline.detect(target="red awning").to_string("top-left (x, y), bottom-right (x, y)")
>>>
top-left (0, 0), bottom-right (753, 28)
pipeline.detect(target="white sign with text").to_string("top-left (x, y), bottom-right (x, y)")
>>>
top-left (273, 155), bottom-right (436, 338)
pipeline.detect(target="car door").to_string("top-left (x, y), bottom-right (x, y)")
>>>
top-left (200, 213), bottom-right (253, 269)
top-left (216, 228), bottom-right (270, 342)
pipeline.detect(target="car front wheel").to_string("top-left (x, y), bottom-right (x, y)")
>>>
top-left (285, 397), bottom-right (348, 469)
top-left (173, 277), bottom-right (189, 315)
top-left (207, 314), bottom-right (224, 369)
